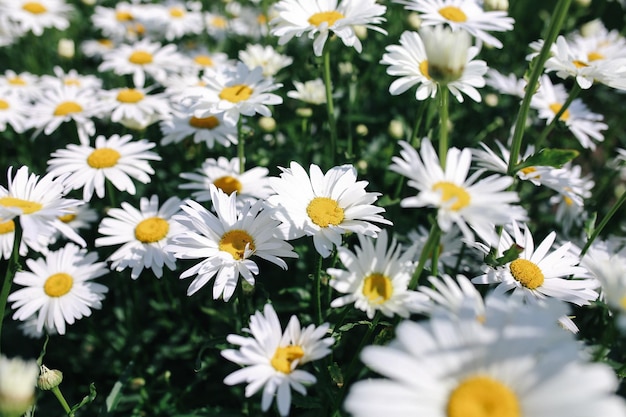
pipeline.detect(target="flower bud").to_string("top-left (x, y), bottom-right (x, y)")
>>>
top-left (296, 107), bottom-right (313, 118)
top-left (58, 39), bottom-right (75, 59)
top-left (258, 116), bottom-right (276, 133)
top-left (388, 119), bottom-right (404, 140)
top-left (421, 26), bottom-right (471, 85)
top-left (37, 365), bottom-right (63, 391)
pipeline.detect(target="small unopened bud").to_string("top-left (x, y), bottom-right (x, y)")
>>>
top-left (353, 25), bottom-right (367, 40)
top-left (483, 0), bottom-right (509, 11)
top-left (37, 365), bottom-right (63, 391)
top-left (58, 39), bottom-right (75, 59)
top-left (421, 26), bottom-right (471, 85)
top-left (338, 62), bottom-right (354, 76)
top-left (388, 119), bottom-right (404, 139)
top-left (356, 124), bottom-right (368, 137)
top-left (574, 0), bottom-right (591, 7)
top-left (296, 107), bottom-right (313, 118)
top-left (407, 12), bottom-right (422, 30)
top-left (258, 116), bottom-right (276, 133)
top-left (485, 93), bottom-right (499, 107)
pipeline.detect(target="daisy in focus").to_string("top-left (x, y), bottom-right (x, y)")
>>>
top-left (395, 0), bottom-right (515, 49)
top-left (47, 133), bottom-right (161, 201)
top-left (389, 139), bottom-right (525, 245)
top-left (100, 85), bottom-right (171, 131)
top-left (160, 105), bottom-right (236, 148)
top-left (0, 0), bottom-right (73, 37)
top-left (8, 243), bottom-right (108, 335)
top-left (221, 303), bottom-right (333, 417)
top-left (270, 0), bottom-right (387, 56)
top-left (166, 185), bottom-right (297, 300)
top-left (95, 195), bottom-right (183, 279)
top-left (267, 161), bottom-right (391, 258)
top-left (327, 230), bottom-right (429, 319)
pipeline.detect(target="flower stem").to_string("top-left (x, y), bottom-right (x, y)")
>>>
top-left (438, 87), bottom-right (450, 168)
top-left (313, 254), bottom-right (324, 325)
top-left (507, 0), bottom-right (572, 176)
top-left (581, 189), bottom-right (626, 256)
top-left (536, 82), bottom-right (581, 148)
top-left (237, 116), bottom-right (245, 174)
top-left (322, 44), bottom-right (338, 165)
top-left (409, 222), bottom-right (440, 290)
top-left (51, 386), bottom-right (73, 416)
top-left (0, 218), bottom-right (22, 354)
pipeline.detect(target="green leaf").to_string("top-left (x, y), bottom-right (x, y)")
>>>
top-left (328, 362), bottom-right (344, 388)
top-left (70, 383), bottom-right (97, 414)
top-left (337, 320), bottom-right (371, 333)
top-left (98, 362), bottom-right (134, 417)
top-left (514, 148), bottom-right (579, 172)
top-left (584, 212), bottom-right (597, 239)
top-left (485, 244), bottom-right (524, 268)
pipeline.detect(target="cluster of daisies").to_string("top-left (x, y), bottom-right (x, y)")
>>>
top-left (2, 0), bottom-right (626, 416)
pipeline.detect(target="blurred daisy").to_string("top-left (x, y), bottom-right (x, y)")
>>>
top-left (239, 44), bottom-right (293, 78)
top-left (531, 75), bottom-right (607, 150)
top-left (417, 274), bottom-right (485, 319)
top-left (268, 161), bottom-right (391, 258)
top-left (188, 62), bottom-right (283, 125)
top-left (327, 230), bottom-right (429, 319)
top-left (166, 185), bottom-right (297, 299)
top-left (0, 354), bottom-right (39, 417)
top-left (270, 0), bottom-right (387, 56)
top-left (80, 38), bottom-right (116, 59)
top-left (91, 3), bottom-right (142, 42)
top-left (221, 303), bottom-right (333, 417)
top-left (380, 29), bottom-right (487, 103)
top-left (0, 70), bottom-right (40, 100)
top-left (389, 139), bottom-right (525, 245)
top-left (485, 68), bottom-right (526, 98)
top-left (179, 157), bottom-right (272, 206)
top-left (95, 195), bottom-right (183, 279)
top-left (0, 219), bottom-right (29, 260)
top-left (204, 11), bottom-right (229, 41)
top-left (98, 39), bottom-right (184, 88)
top-left (49, 204), bottom-right (98, 246)
top-left (407, 225), bottom-right (469, 272)
top-left (0, 0), bottom-right (73, 37)
top-left (39, 66), bottom-right (103, 93)
top-left (100, 85), bottom-right (171, 131)
top-left (160, 106), bottom-right (236, 148)
top-left (47, 134), bottom-right (161, 201)
top-left (287, 79), bottom-right (327, 105)
top-left (0, 91), bottom-right (29, 133)
top-left (146, 2), bottom-right (204, 41)
top-left (185, 50), bottom-right (230, 75)
top-left (395, 0), bottom-right (515, 49)
top-left (8, 243), bottom-right (108, 335)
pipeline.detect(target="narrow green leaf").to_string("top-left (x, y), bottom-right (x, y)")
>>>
top-left (514, 148), bottom-right (579, 171)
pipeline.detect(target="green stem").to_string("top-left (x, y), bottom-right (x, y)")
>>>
top-left (438, 87), bottom-right (450, 168)
top-left (313, 254), bottom-right (324, 325)
top-left (0, 219), bottom-right (22, 354)
top-left (536, 82), bottom-right (581, 148)
top-left (237, 116), bottom-right (245, 174)
top-left (106, 180), bottom-right (117, 208)
top-left (507, 0), bottom-right (572, 176)
top-left (409, 222), bottom-right (440, 290)
top-left (322, 44), bottom-right (338, 166)
top-left (581, 190), bottom-right (626, 257)
top-left (51, 386), bottom-right (73, 416)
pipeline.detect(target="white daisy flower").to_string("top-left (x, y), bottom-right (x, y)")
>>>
top-left (46, 134), bottom-right (161, 201)
top-left (221, 303), bottom-right (333, 417)
top-left (91, 3), bottom-right (143, 42)
top-left (267, 161), bottom-right (391, 258)
top-left (239, 44), bottom-right (293, 78)
top-left (80, 38), bottom-right (116, 59)
top-left (485, 68), bottom-right (527, 98)
top-left (389, 139), bottom-right (525, 245)
top-left (98, 39), bottom-right (184, 88)
top-left (39, 66), bottom-right (103, 93)
top-left (0, 91), bottom-right (29, 133)
top-left (0, 219), bottom-right (29, 260)
top-left (286, 78), bottom-right (327, 105)
top-left (204, 11), bottom-right (229, 41)
top-left (8, 243), bottom-right (108, 335)
top-left (417, 274), bottom-right (485, 320)
top-left (229, 5), bottom-right (271, 40)
top-left (95, 195), bottom-right (183, 279)
top-left (0, 70), bottom-right (40, 101)
top-left (380, 29), bottom-right (487, 103)
top-left (0, 13), bottom-right (23, 47)
top-left (166, 185), bottom-right (297, 300)
top-left (0, 0), bottom-right (73, 37)
top-left (184, 50), bottom-right (230, 76)
top-left (160, 105), bottom-right (237, 148)
top-left (327, 230), bottom-right (429, 319)
top-left (144, 2), bottom-right (204, 41)
top-left (100, 85), bottom-right (172, 131)
top-left (531, 75), bottom-right (607, 150)
top-left (395, 0), bottom-right (515, 49)
top-left (48, 204), bottom-right (98, 247)
top-left (179, 157), bottom-right (272, 207)
top-left (187, 62), bottom-right (283, 126)
top-left (0, 354), bottom-right (39, 417)
top-left (270, 0), bottom-right (387, 56)
top-left (407, 225), bottom-right (469, 272)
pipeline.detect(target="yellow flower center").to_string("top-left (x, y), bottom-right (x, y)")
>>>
top-left (87, 148), bottom-right (121, 169)
top-left (219, 229), bottom-right (255, 260)
top-left (0, 220), bottom-right (15, 235)
top-left (549, 103), bottom-right (570, 121)
top-left (509, 259), bottom-right (544, 289)
top-left (116, 11), bottom-right (134, 21)
top-left (447, 375), bottom-right (520, 417)
top-left (419, 60), bottom-right (431, 79)
top-left (211, 16), bottom-right (227, 29)
top-left (22, 2), bottom-right (47, 14)
top-left (306, 197), bottom-right (344, 228)
top-left (9, 76), bottom-right (26, 85)
top-left (116, 88), bottom-right (144, 103)
top-left (362, 273), bottom-right (393, 305)
top-left (64, 78), bottom-right (81, 87)
top-left (44, 273), bottom-right (74, 297)
top-left (520, 167), bottom-right (537, 176)
top-left (169, 7), bottom-right (185, 18)
top-left (54, 101), bottom-right (83, 116)
top-left (0, 197), bottom-right (43, 214)
top-left (0, 99), bottom-right (9, 110)
top-left (128, 50), bottom-right (153, 65)
top-left (572, 60), bottom-right (589, 68)
top-left (308, 10), bottom-right (345, 26)
top-left (135, 217), bottom-right (170, 243)
top-left (271, 345), bottom-right (305, 374)
top-left (189, 115), bottom-right (219, 129)
top-left (257, 14), bottom-right (268, 25)
top-left (194, 55), bottom-right (214, 67)
top-left (219, 84), bottom-right (253, 103)
top-left (439, 6), bottom-right (467, 22)
top-left (588, 51), bottom-right (604, 61)
top-left (58, 213), bottom-right (77, 223)
top-left (213, 176), bottom-right (242, 195)
top-left (619, 295), bottom-right (626, 310)
top-left (432, 182), bottom-right (471, 211)
top-left (98, 39), bottom-right (114, 48)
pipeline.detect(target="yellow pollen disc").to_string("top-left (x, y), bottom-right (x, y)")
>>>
top-left (54, 101), bottom-right (83, 116)
top-left (213, 176), bottom-right (242, 195)
top-left (362, 273), bottom-right (393, 305)
top-left (22, 2), bottom-right (47, 14)
top-left (308, 10), bottom-right (345, 26)
top-left (98, 39), bottom-right (114, 48)
top-left (219, 84), bottom-right (253, 103)
top-left (587, 51), bottom-right (604, 61)
top-left (116, 11), bottom-right (134, 21)
top-left (619, 295), bottom-right (626, 310)
top-left (194, 55), bottom-right (214, 67)
top-left (211, 16), bottom-right (227, 29)
top-left (306, 197), bottom-right (344, 228)
top-left (520, 167), bottom-right (536, 175)
top-left (189, 115), bottom-right (219, 129)
top-left (58, 213), bottom-right (77, 223)
top-left (128, 50), bottom-right (153, 65)
top-left (0, 220), bottom-right (15, 235)
top-left (271, 345), bottom-right (305, 374)
top-left (447, 375), bottom-right (520, 417)
top-left (257, 14), bottom-right (268, 24)
top-left (509, 259), bottom-right (544, 289)
top-left (439, 6), bottom-right (467, 22)
top-left (572, 60), bottom-right (588, 68)
top-left (170, 7), bottom-right (185, 17)
top-left (64, 78), bottom-right (81, 86)
top-left (432, 182), bottom-right (471, 211)
top-left (135, 217), bottom-right (169, 243)
top-left (9, 76), bottom-right (26, 85)
top-left (116, 88), bottom-right (144, 103)
top-left (44, 273), bottom-right (74, 297)
top-left (564, 196), bottom-right (574, 206)
top-left (219, 229), bottom-right (256, 260)
top-left (419, 60), bottom-right (431, 79)
top-left (0, 99), bottom-right (9, 110)
top-left (87, 148), bottom-right (121, 169)
top-left (549, 103), bottom-right (570, 121)
top-left (0, 197), bottom-right (43, 214)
